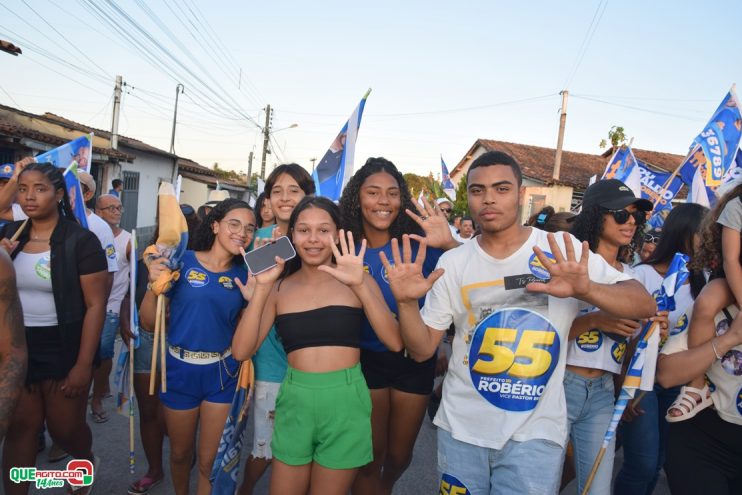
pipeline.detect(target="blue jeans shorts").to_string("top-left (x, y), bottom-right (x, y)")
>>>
top-left (98, 311), bottom-right (119, 360)
top-left (133, 330), bottom-right (157, 374)
top-left (159, 349), bottom-right (239, 410)
top-left (437, 427), bottom-right (564, 495)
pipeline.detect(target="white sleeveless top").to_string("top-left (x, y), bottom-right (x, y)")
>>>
top-left (14, 250), bottom-right (57, 326)
top-left (106, 229), bottom-right (131, 314)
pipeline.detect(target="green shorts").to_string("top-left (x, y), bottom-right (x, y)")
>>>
top-left (271, 363), bottom-right (373, 469)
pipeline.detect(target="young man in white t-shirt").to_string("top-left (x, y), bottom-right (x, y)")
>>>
top-left (380, 151), bottom-right (656, 494)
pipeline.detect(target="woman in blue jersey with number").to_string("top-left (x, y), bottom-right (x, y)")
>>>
top-left (141, 198), bottom-right (255, 495)
top-left (338, 157), bottom-right (460, 495)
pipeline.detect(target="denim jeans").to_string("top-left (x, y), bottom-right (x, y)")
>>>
top-left (98, 311), bottom-right (119, 360)
top-left (613, 384), bottom-right (679, 495)
top-left (564, 369), bottom-right (615, 495)
top-left (437, 427), bottom-right (564, 495)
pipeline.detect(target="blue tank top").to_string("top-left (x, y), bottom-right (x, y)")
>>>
top-left (167, 250), bottom-right (247, 352)
top-left (360, 239), bottom-right (443, 352)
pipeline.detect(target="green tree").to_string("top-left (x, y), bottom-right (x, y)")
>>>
top-left (452, 176), bottom-right (468, 216)
top-left (403, 173), bottom-right (428, 197)
top-left (599, 126), bottom-right (628, 149)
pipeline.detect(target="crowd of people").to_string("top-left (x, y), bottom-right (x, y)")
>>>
top-left (0, 150), bottom-right (741, 495)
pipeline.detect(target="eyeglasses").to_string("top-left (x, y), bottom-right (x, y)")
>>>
top-left (99, 205), bottom-right (124, 213)
top-left (222, 219), bottom-right (255, 236)
top-left (603, 208), bottom-right (645, 225)
top-left (643, 233), bottom-right (660, 244)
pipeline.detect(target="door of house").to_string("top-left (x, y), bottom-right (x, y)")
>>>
top-left (120, 171), bottom-right (139, 231)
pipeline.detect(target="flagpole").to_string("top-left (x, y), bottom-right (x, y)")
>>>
top-left (129, 336), bottom-right (135, 474)
top-left (149, 295), bottom-right (162, 395)
top-left (581, 319), bottom-right (661, 495)
top-left (160, 298), bottom-right (167, 392)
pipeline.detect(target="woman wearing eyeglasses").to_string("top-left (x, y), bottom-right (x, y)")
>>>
top-left (564, 179), bottom-right (654, 495)
top-left (140, 198), bottom-right (255, 495)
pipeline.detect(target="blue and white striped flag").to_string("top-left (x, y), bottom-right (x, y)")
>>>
top-left (313, 89), bottom-right (371, 201)
top-left (601, 253), bottom-right (689, 449)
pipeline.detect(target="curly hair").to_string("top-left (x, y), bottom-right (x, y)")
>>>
top-left (691, 183), bottom-right (742, 274)
top-left (191, 198), bottom-right (254, 263)
top-left (570, 205), bottom-right (643, 263)
top-left (338, 157), bottom-right (423, 242)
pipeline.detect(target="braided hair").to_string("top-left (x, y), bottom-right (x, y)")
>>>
top-left (18, 162), bottom-right (77, 221)
top-left (338, 157), bottom-right (423, 242)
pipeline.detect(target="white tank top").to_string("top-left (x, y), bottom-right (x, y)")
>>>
top-left (106, 229), bottom-right (131, 314)
top-left (14, 250), bottom-right (58, 327)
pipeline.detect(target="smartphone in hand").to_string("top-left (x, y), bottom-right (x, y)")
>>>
top-left (243, 236), bottom-right (296, 275)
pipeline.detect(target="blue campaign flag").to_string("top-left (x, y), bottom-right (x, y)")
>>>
top-left (63, 162), bottom-right (89, 229)
top-left (637, 161), bottom-right (684, 229)
top-left (36, 134), bottom-right (93, 227)
top-left (210, 361), bottom-right (254, 494)
top-left (678, 87), bottom-right (742, 206)
top-left (601, 145), bottom-right (641, 197)
top-left (440, 156), bottom-right (456, 201)
top-left (313, 90), bottom-right (371, 201)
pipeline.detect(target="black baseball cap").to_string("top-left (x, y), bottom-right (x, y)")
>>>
top-left (581, 179), bottom-right (653, 211)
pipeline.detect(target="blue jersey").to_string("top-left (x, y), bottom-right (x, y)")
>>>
top-left (167, 250), bottom-right (247, 352)
top-left (250, 224), bottom-right (288, 382)
top-left (361, 239), bottom-right (444, 352)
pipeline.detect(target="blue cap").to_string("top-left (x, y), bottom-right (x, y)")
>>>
top-left (0, 163), bottom-right (14, 180)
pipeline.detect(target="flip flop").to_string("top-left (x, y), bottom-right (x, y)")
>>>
top-left (128, 475), bottom-right (163, 494)
top-left (90, 409), bottom-right (109, 424)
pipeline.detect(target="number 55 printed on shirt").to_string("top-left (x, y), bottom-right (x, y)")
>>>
top-left (468, 308), bottom-right (560, 412)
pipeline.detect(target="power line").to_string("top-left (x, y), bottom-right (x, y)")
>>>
top-left (562, 0), bottom-right (609, 89)
top-left (570, 94), bottom-right (704, 121)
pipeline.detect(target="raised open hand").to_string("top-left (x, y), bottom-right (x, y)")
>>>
top-left (405, 195), bottom-right (457, 250)
top-left (526, 232), bottom-right (591, 299)
top-left (318, 229), bottom-right (366, 287)
top-left (379, 234), bottom-right (444, 304)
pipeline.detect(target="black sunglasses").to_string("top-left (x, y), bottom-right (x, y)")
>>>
top-left (603, 208), bottom-right (645, 225)
top-left (643, 233), bottom-right (660, 244)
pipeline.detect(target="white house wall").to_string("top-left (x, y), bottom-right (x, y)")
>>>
top-left (119, 147), bottom-right (175, 229)
top-left (180, 177), bottom-right (210, 208)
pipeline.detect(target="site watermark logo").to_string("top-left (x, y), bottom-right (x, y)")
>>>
top-left (9, 459), bottom-right (94, 489)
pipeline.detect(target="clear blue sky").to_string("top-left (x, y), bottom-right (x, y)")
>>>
top-left (1, 0), bottom-right (741, 178)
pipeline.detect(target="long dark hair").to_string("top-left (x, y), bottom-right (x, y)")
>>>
top-left (692, 183), bottom-right (742, 275)
top-left (643, 203), bottom-right (708, 298)
top-left (18, 162), bottom-right (76, 221)
top-left (281, 196), bottom-right (342, 280)
top-left (570, 205), bottom-right (643, 263)
top-left (255, 192), bottom-right (272, 228)
top-left (191, 198), bottom-right (253, 264)
top-left (338, 157), bottom-right (423, 242)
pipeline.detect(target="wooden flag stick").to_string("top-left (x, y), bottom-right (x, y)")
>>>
top-left (149, 295), bottom-right (163, 395)
top-left (129, 337), bottom-right (135, 474)
top-left (581, 447), bottom-right (607, 495)
top-left (160, 296), bottom-right (167, 393)
top-left (9, 218), bottom-right (29, 243)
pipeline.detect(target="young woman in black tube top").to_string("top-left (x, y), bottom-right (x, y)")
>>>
top-left (232, 196), bottom-right (402, 495)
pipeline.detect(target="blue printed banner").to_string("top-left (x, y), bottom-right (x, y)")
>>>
top-left (637, 161), bottom-right (684, 228)
top-left (36, 134), bottom-right (93, 227)
top-left (601, 145), bottom-right (641, 197)
top-left (313, 89), bottom-right (371, 201)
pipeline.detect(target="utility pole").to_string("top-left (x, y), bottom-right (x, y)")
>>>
top-left (170, 83), bottom-right (184, 154)
top-left (247, 151), bottom-right (254, 186)
top-left (260, 104), bottom-right (271, 179)
top-left (111, 75), bottom-right (122, 150)
top-left (552, 90), bottom-right (568, 181)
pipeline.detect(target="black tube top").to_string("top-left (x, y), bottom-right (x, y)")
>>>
top-left (275, 305), bottom-right (364, 354)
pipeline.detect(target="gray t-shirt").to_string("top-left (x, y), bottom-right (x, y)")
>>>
top-left (718, 197), bottom-right (742, 232)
